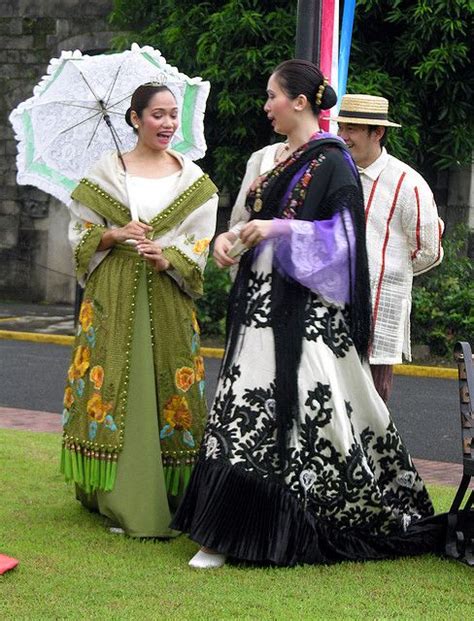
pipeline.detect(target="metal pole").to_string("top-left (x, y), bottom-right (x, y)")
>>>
top-left (295, 0), bottom-right (322, 65)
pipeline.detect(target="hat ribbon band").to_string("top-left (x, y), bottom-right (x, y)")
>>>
top-left (338, 110), bottom-right (389, 121)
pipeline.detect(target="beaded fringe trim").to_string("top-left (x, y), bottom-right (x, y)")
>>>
top-left (60, 443), bottom-right (118, 493)
top-left (61, 442), bottom-right (197, 496)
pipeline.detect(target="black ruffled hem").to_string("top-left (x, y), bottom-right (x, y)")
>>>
top-left (171, 457), bottom-right (446, 566)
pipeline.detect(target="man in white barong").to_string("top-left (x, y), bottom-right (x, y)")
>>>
top-left (336, 94), bottom-right (443, 402)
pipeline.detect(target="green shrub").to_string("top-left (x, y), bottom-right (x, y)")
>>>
top-left (412, 225), bottom-right (474, 356)
top-left (196, 256), bottom-right (231, 337)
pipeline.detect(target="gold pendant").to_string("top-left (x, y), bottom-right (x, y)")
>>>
top-left (254, 198), bottom-right (263, 212)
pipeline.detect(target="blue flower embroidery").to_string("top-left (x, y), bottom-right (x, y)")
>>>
top-left (182, 430), bottom-right (195, 448)
top-left (104, 414), bottom-right (117, 432)
top-left (62, 408), bottom-right (70, 426)
top-left (88, 421), bottom-right (98, 440)
top-left (191, 333), bottom-right (199, 354)
top-left (76, 378), bottom-right (85, 397)
top-left (86, 327), bottom-right (96, 347)
top-left (160, 424), bottom-right (175, 440)
top-left (199, 380), bottom-right (206, 398)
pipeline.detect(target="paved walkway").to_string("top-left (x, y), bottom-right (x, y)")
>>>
top-left (0, 300), bottom-right (460, 377)
top-left (1, 406), bottom-right (471, 490)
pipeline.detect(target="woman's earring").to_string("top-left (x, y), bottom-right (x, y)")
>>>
top-left (134, 124), bottom-right (139, 129)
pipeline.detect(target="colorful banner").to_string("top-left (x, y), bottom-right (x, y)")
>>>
top-left (338, 0), bottom-right (356, 104)
top-left (318, 0), bottom-right (339, 131)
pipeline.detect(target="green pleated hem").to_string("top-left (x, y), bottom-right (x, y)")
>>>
top-left (60, 446), bottom-right (117, 494)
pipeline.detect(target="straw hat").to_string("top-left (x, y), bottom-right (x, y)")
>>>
top-left (333, 94), bottom-right (401, 127)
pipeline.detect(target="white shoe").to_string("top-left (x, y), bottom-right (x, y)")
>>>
top-left (188, 549), bottom-right (226, 569)
top-left (109, 527), bottom-right (125, 534)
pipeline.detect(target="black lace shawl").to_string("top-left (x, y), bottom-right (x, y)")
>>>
top-left (223, 138), bottom-right (372, 466)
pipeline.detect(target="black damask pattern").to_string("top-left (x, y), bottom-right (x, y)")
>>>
top-left (203, 366), bottom-right (434, 536)
top-left (304, 295), bottom-right (352, 357)
top-left (244, 270), bottom-right (272, 328)
top-left (304, 382), bottom-right (333, 426)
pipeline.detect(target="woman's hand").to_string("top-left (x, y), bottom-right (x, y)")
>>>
top-left (98, 221), bottom-right (153, 250)
top-left (240, 220), bottom-right (274, 248)
top-left (136, 239), bottom-right (170, 272)
top-left (213, 231), bottom-right (238, 268)
top-left (114, 221), bottom-right (153, 243)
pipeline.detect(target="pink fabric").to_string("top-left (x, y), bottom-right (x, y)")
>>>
top-left (271, 212), bottom-right (355, 306)
top-left (0, 554), bottom-right (19, 574)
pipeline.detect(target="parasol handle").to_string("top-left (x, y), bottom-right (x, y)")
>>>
top-left (98, 100), bottom-right (138, 223)
top-left (99, 99), bottom-right (127, 173)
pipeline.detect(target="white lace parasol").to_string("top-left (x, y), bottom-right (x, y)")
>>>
top-left (9, 43), bottom-right (210, 206)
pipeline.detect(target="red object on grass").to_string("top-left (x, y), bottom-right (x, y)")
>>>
top-left (0, 554), bottom-right (19, 574)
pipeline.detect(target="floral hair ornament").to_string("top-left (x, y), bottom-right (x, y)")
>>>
top-left (315, 77), bottom-right (328, 107)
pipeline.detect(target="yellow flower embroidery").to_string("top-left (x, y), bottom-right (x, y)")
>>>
top-left (89, 365), bottom-right (104, 390)
top-left (86, 393), bottom-right (113, 424)
top-left (73, 345), bottom-right (91, 378)
top-left (63, 386), bottom-right (74, 409)
top-left (79, 299), bottom-right (94, 332)
top-left (194, 355), bottom-right (205, 382)
top-left (193, 238), bottom-right (210, 254)
top-left (175, 366), bottom-right (195, 392)
top-left (68, 363), bottom-right (81, 382)
top-left (84, 221), bottom-right (94, 229)
top-left (191, 310), bottom-right (200, 334)
top-left (163, 395), bottom-right (192, 430)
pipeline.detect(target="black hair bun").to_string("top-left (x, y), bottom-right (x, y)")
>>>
top-left (125, 107), bottom-right (134, 128)
top-left (320, 85), bottom-right (337, 110)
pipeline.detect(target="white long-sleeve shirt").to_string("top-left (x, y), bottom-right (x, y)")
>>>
top-left (360, 148), bottom-right (443, 364)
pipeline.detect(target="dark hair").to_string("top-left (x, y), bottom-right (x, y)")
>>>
top-left (368, 125), bottom-right (388, 147)
top-left (272, 59), bottom-right (338, 115)
top-left (125, 84), bottom-right (176, 132)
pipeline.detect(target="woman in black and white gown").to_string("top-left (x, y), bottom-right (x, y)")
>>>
top-left (172, 60), bottom-right (441, 567)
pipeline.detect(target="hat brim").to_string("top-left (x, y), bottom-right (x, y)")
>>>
top-left (331, 115), bottom-right (401, 127)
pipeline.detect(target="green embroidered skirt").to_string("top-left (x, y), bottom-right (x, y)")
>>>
top-left (76, 271), bottom-right (180, 536)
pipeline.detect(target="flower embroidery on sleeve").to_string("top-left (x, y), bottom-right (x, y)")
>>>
top-left (193, 238), bottom-right (210, 254)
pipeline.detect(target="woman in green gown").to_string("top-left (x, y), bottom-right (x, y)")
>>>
top-left (61, 83), bottom-right (218, 537)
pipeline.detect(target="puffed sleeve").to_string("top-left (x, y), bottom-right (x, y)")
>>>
top-left (272, 209), bottom-right (356, 307)
top-left (68, 200), bottom-right (109, 286)
top-left (161, 193), bottom-right (219, 299)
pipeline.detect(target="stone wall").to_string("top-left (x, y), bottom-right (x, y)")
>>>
top-left (0, 1), bottom-right (472, 303)
top-left (0, 0), bottom-right (116, 302)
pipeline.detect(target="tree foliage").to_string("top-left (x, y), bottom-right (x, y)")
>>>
top-left (110, 0), bottom-right (473, 194)
top-left (110, 0), bottom-right (295, 195)
top-left (350, 0), bottom-right (473, 180)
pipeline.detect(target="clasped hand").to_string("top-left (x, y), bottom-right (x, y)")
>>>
top-left (110, 222), bottom-right (169, 272)
top-left (136, 239), bottom-right (170, 272)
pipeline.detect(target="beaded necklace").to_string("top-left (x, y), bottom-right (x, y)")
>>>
top-left (247, 133), bottom-right (325, 219)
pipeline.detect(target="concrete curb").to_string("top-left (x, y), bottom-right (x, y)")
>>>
top-left (0, 329), bottom-right (457, 378)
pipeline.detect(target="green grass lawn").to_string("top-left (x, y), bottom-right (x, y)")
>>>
top-left (0, 429), bottom-right (471, 620)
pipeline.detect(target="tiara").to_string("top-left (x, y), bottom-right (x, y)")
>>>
top-left (143, 73), bottom-right (167, 87)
